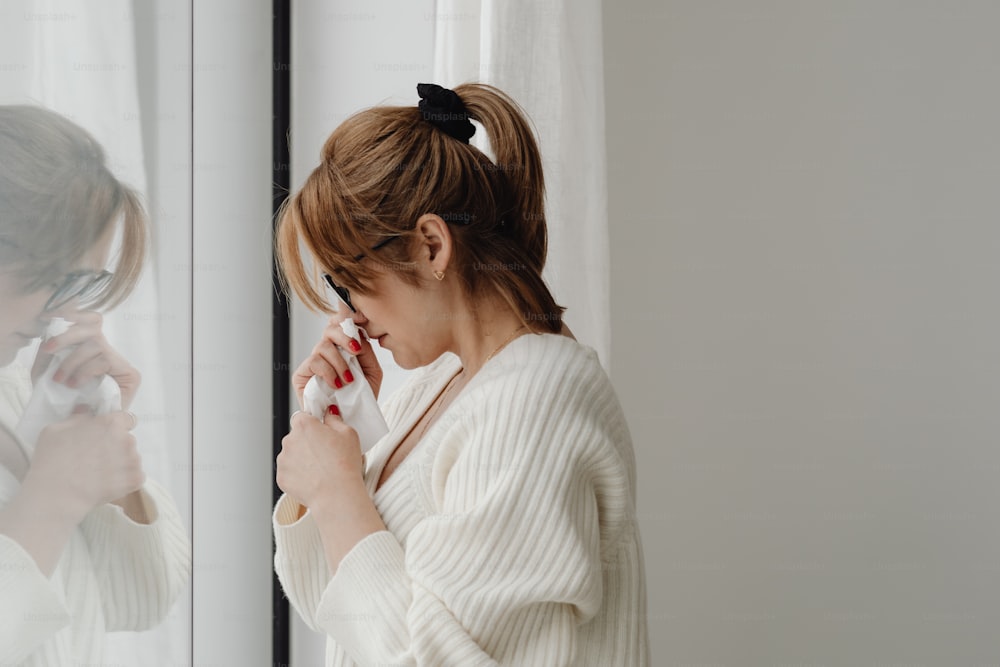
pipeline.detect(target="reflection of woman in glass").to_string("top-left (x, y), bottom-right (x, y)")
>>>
top-left (274, 83), bottom-right (649, 665)
top-left (0, 106), bottom-right (191, 664)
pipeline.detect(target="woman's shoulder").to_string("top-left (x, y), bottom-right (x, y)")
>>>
top-left (386, 332), bottom-right (619, 431)
top-left (478, 332), bottom-right (608, 395)
top-left (460, 332), bottom-right (626, 440)
top-left (446, 332), bottom-right (636, 492)
top-left (398, 332), bottom-right (603, 394)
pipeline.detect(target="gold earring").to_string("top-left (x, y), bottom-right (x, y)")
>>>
top-left (433, 270), bottom-right (445, 281)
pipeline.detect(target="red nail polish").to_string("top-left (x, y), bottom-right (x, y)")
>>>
top-left (328, 404), bottom-right (340, 416)
top-left (343, 370), bottom-right (354, 383)
top-left (333, 377), bottom-right (343, 389)
top-left (349, 339), bottom-right (361, 352)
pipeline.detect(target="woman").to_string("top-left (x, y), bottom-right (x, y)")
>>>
top-left (0, 105), bottom-right (191, 664)
top-left (274, 83), bottom-right (649, 666)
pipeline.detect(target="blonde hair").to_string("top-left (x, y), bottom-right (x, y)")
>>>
top-left (276, 83), bottom-right (564, 333)
top-left (0, 105), bottom-right (147, 309)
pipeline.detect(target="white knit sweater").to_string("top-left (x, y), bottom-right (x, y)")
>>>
top-left (0, 363), bottom-right (192, 665)
top-left (274, 332), bottom-right (650, 666)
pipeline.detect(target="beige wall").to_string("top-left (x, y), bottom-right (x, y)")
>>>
top-left (606, 2), bottom-right (1000, 663)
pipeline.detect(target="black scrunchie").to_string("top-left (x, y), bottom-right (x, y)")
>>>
top-left (417, 83), bottom-right (476, 144)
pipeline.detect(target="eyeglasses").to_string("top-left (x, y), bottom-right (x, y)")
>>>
top-left (322, 273), bottom-right (356, 312)
top-left (44, 270), bottom-right (113, 312)
top-left (322, 236), bottom-right (399, 313)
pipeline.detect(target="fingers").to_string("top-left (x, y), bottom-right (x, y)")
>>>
top-left (32, 410), bottom-right (145, 512)
top-left (39, 311), bottom-right (136, 393)
top-left (299, 349), bottom-right (346, 390)
top-left (289, 409), bottom-right (313, 430)
top-left (30, 346), bottom-right (54, 383)
top-left (322, 316), bottom-right (366, 355)
top-left (31, 314), bottom-right (95, 382)
top-left (40, 311), bottom-right (103, 353)
top-left (287, 406), bottom-right (351, 448)
top-left (291, 356), bottom-right (340, 401)
top-left (352, 337), bottom-right (382, 388)
top-left (322, 404), bottom-right (342, 424)
top-left (89, 410), bottom-right (141, 434)
top-left (278, 405), bottom-right (361, 506)
top-left (319, 323), bottom-right (363, 363)
top-left (291, 319), bottom-right (381, 402)
top-left (108, 431), bottom-right (145, 498)
top-left (50, 339), bottom-right (110, 386)
top-left (298, 333), bottom-right (361, 390)
top-left (323, 321), bottom-right (381, 387)
top-left (290, 406), bottom-right (345, 432)
top-left (324, 310), bottom-right (349, 326)
top-left (65, 411), bottom-right (144, 493)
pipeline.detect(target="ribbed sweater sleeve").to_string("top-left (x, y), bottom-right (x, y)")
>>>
top-left (78, 478), bottom-right (192, 631)
top-left (0, 534), bottom-right (70, 664)
top-left (292, 341), bottom-right (633, 666)
top-left (273, 494), bottom-right (330, 632)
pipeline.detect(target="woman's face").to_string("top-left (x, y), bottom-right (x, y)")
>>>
top-left (348, 268), bottom-right (452, 371)
top-left (0, 225), bottom-right (114, 366)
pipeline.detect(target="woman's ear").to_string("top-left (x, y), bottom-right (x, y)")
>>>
top-left (416, 213), bottom-right (452, 271)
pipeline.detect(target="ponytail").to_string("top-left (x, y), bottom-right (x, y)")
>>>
top-left (452, 83), bottom-right (547, 274)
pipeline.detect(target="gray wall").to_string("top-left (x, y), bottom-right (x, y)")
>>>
top-left (606, 2), bottom-right (1000, 664)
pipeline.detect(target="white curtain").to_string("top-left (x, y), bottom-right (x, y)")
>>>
top-left (433, 0), bottom-right (611, 367)
top-left (0, 1), bottom-right (188, 665)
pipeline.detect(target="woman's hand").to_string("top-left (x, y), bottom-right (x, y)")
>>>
top-left (276, 407), bottom-right (386, 572)
top-left (276, 408), bottom-right (365, 512)
top-left (292, 312), bottom-right (383, 407)
top-left (0, 410), bottom-right (143, 576)
top-left (32, 310), bottom-right (141, 410)
top-left (24, 410), bottom-right (144, 523)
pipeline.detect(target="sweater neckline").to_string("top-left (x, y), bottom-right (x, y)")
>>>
top-left (365, 332), bottom-right (575, 496)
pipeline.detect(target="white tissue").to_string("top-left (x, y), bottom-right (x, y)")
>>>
top-left (302, 318), bottom-right (388, 453)
top-left (15, 318), bottom-right (121, 449)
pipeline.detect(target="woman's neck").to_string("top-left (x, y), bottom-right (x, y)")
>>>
top-left (449, 305), bottom-right (530, 378)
